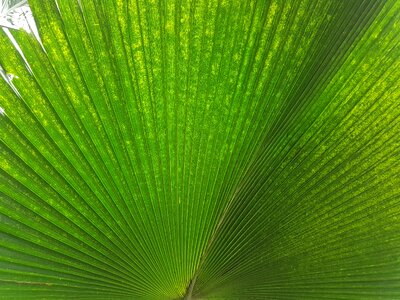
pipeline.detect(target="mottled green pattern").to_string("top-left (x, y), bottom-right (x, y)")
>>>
top-left (0, 0), bottom-right (399, 299)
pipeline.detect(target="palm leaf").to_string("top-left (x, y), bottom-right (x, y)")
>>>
top-left (1, 0), bottom-right (399, 299)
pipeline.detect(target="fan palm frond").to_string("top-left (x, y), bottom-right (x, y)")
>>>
top-left (1, 0), bottom-right (400, 299)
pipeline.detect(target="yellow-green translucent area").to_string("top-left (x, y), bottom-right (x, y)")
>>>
top-left (0, 0), bottom-right (399, 299)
